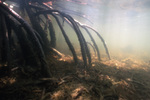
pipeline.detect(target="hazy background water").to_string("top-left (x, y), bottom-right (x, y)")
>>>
top-left (53, 0), bottom-right (150, 62)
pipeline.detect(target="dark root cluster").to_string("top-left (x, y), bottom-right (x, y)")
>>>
top-left (0, 0), bottom-right (110, 77)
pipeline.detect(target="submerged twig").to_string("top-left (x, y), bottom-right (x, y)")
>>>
top-left (86, 42), bottom-right (97, 57)
top-left (0, 4), bottom-right (51, 77)
top-left (35, 10), bottom-right (89, 67)
top-left (75, 20), bottom-right (110, 60)
top-left (84, 25), bottom-right (111, 60)
top-left (30, 4), bottom-right (79, 64)
top-left (45, 15), bottom-right (56, 48)
top-left (76, 22), bottom-right (101, 61)
top-left (51, 14), bottom-right (78, 64)
top-left (0, 14), bottom-right (10, 66)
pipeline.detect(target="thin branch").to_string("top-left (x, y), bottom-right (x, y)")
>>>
top-left (75, 20), bottom-right (111, 60)
top-left (44, 15), bottom-right (56, 48)
top-left (0, 4), bottom-right (51, 77)
top-left (85, 25), bottom-right (111, 60)
top-left (78, 23), bottom-right (101, 61)
top-left (86, 42), bottom-right (97, 57)
top-left (51, 14), bottom-right (78, 64)
top-left (35, 10), bottom-right (88, 67)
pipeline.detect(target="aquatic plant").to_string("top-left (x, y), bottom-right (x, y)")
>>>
top-left (0, 0), bottom-right (110, 77)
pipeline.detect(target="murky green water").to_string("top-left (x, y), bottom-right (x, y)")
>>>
top-left (5, 0), bottom-right (150, 63)
top-left (54, 0), bottom-right (150, 62)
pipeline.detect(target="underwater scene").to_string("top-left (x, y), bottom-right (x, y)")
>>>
top-left (0, 0), bottom-right (150, 100)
